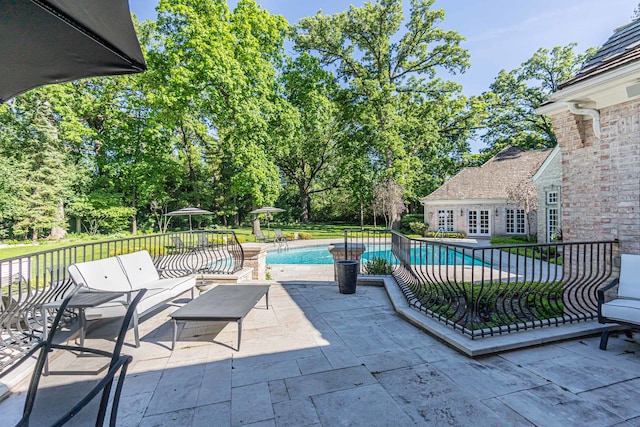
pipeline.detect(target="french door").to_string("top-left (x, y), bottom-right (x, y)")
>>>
top-left (468, 210), bottom-right (490, 236)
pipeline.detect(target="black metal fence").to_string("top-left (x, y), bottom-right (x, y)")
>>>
top-left (0, 230), bottom-right (243, 370)
top-left (345, 229), bottom-right (618, 338)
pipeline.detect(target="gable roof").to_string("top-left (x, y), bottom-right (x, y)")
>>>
top-left (559, 19), bottom-right (640, 89)
top-left (421, 146), bottom-right (553, 203)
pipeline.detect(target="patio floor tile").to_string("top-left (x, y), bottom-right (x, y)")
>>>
top-left (3, 274), bottom-right (640, 426)
top-left (231, 382), bottom-right (274, 426)
top-left (312, 384), bottom-right (415, 427)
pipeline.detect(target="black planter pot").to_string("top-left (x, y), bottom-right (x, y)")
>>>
top-left (336, 260), bottom-right (358, 294)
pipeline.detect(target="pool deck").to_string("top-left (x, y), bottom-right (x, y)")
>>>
top-left (2, 276), bottom-right (640, 426)
top-left (2, 238), bottom-right (639, 426)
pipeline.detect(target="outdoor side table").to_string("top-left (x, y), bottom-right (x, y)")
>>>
top-left (43, 290), bottom-right (125, 347)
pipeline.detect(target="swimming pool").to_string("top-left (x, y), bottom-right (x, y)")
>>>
top-left (266, 244), bottom-right (485, 266)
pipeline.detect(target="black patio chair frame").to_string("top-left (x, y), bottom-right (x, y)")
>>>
top-left (0, 289), bottom-right (146, 426)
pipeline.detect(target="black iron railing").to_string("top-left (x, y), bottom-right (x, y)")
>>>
top-left (345, 229), bottom-right (618, 338)
top-left (0, 230), bottom-right (243, 370)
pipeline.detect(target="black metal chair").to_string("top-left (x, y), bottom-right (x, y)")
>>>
top-left (0, 289), bottom-right (146, 426)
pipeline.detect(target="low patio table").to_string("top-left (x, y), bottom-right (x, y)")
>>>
top-left (169, 284), bottom-right (270, 351)
top-left (43, 290), bottom-right (125, 346)
top-left (42, 290), bottom-right (124, 374)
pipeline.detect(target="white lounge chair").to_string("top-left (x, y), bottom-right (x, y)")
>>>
top-left (597, 254), bottom-right (640, 350)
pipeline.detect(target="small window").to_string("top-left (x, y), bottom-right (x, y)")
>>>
top-left (547, 191), bottom-right (558, 205)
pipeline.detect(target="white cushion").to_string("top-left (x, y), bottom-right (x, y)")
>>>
top-left (84, 289), bottom-right (166, 319)
top-left (117, 250), bottom-right (160, 289)
top-left (68, 257), bottom-right (132, 292)
top-left (133, 288), bottom-right (173, 315)
top-left (601, 298), bottom-right (640, 324)
top-left (84, 297), bottom-right (129, 320)
top-left (145, 276), bottom-right (196, 298)
top-left (617, 254), bottom-right (640, 299)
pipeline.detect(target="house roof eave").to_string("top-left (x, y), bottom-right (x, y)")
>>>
top-left (536, 61), bottom-right (640, 116)
top-left (531, 145), bottom-right (561, 183)
top-left (421, 198), bottom-right (506, 206)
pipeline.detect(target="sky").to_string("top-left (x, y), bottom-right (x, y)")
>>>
top-left (130, 0), bottom-right (636, 98)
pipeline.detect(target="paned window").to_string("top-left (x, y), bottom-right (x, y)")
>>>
top-left (547, 208), bottom-right (559, 241)
top-left (506, 209), bottom-right (526, 234)
top-left (547, 191), bottom-right (558, 204)
top-left (437, 210), bottom-right (454, 232)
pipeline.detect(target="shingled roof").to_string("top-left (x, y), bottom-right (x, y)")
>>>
top-left (421, 146), bottom-right (552, 202)
top-left (559, 19), bottom-right (640, 89)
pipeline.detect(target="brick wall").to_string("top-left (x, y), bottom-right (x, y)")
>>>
top-left (549, 99), bottom-right (640, 254)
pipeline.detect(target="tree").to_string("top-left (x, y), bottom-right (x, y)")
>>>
top-left (506, 179), bottom-right (538, 241)
top-left (77, 71), bottom-right (183, 235)
top-left (152, 0), bottom-right (288, 220)
top-left (481, 44), bottom-right (597, 155)
top-left (633, 3), bottom-right (640, 20)
top-left (274, 53), bottom-right (342, 223)
top-left (372, 178), bottom-right (406, 229)
top-left (294, 0), bottom-right (473, 225)
top-left (0, 88), bottom-right (79, 241)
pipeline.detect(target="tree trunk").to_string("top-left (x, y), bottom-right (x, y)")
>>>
top-left (299, 183), bottom-right (310, 224)
top-left (359, 191), bottom-right (364, 227)
top-left (48, 201), bottom-right (66, 240)
top-left (75, 217), bottom-right (81, 233)
top-left (252, 215), bottom-right (261, 234)
top-left (131, 188), bottom-right (137, 234)
top-left (48, 226), bottom-right (66, 240)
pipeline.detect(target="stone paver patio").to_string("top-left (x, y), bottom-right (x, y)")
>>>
top-left (2, 259), bottom-right (640, 426)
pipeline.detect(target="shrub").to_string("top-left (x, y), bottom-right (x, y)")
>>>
top-left (235, 235), bottom-right (249, 244)
top-left (401, 214), bottom-right (424, 232)
top-left (298, 232), bottom-right (312, 240)
top-left (363, 256), bottom-right (393, 275)
top-left (283, 232), bottom-right (295, 241)
top-left (409, 221), bottom-right (428, 236)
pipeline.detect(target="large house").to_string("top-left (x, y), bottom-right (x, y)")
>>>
top-left (536, 19), bottom-right (640, 255)
top-left (420, 146), bottom-right (555, 240)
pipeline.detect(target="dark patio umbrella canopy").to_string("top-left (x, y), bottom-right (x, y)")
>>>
top-left (165, 207), bottom-right (214, 231)
top-left (250, 207), bottom-right (285, 234)
top-left (1, 0), bottom-right (147, 102)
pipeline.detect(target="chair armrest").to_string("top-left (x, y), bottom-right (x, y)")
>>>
top-left (597, 278), bottom-right (619, 306)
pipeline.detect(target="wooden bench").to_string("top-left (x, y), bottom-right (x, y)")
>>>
top-left (169, 285), bottom-right (270, 351)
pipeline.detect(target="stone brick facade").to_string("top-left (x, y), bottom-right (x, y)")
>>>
top-left (547, 100), bottom-right (640, 254)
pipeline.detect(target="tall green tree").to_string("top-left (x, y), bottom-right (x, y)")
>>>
top-left (152, 0), bottom-right (288, 222)
top-left (274, 53), bottom-right (342, 223)
top-left (294, 0), bottom-right (473, 225)
top-left (480, 43), bottom-right (596, 155)
top-left (78, 73), bottom-right (183, 234)
top-left (0, 87), bottom-right (79, 241)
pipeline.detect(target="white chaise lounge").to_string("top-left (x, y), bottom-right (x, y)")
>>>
top-left (68, 250), bottom-right (196, 346)
top-left (597, 254), bottom-right (640, 350)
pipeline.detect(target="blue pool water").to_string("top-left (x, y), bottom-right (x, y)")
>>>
top-left (266, 244), bottom-right (484, 266)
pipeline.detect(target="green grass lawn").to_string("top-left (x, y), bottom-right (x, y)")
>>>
top-left (0, 224), bottom-right (370, 259)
